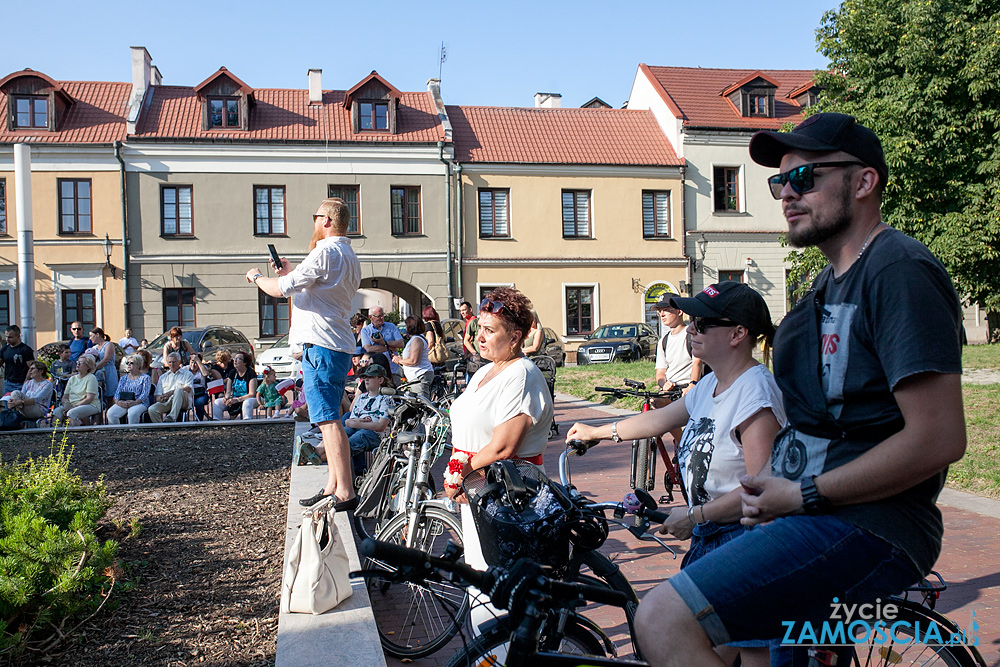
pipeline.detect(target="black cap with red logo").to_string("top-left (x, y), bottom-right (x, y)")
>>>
top-left (669, 282), bottom-right (774, 337)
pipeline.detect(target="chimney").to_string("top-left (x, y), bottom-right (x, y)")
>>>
top-left (150, 65), bottom-right (162, 86)
top-left (308, 69), bottom-right (322, 104)
top-left (534, 92), bottom-right (562, 108)
top-left (127, 46), bottom-right (154, 134)
top-left (131, 46), bottom-right (152, 92)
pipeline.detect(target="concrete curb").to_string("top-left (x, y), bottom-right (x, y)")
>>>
top-left (275, 422), bottom-right (386, 667)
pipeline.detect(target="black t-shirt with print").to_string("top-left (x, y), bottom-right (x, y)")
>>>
top-left (772, 228), bottom-right (962, 574)
top-left (1, 342), bottom-right (34, 384)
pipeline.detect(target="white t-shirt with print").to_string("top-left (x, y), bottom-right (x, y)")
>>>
top-left (676, 364), bottom-right (786, 507)
top-left (349, 391), bottom-right (392, 431)
top-left (450, 357), bottom-right (553, 458)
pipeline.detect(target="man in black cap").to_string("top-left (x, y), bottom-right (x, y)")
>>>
top-left (634, 113), bottom-right (967, 666)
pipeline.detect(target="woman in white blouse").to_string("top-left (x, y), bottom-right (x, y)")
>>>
top-left (7, 362), bottom-right (54, 420)
top-left (391, 316), bottom-right (435, 398)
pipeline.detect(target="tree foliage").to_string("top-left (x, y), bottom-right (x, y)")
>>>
top-left (809, 0), bottom-right (1000, 311)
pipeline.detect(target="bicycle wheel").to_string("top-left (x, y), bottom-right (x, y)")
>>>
top-left (569, 549), bottom-right (642, 659)
top-left (444, 613), bottom-right (608, 667)
top-left (354, 454), bottom-right (405, 541)
top-left (367, 506), bottom-right (469, 659)
top-left (848, 600), bottom-right (983, 667)
top-left (633, 439), bottom-right (653, 492)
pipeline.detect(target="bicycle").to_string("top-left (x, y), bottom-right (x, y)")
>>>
top-left (595, 379), bottom-right (688, 504)
top-left (446, 440), bottom-right (675, 666)
top-left (357, 539), bottom-right (985, 667)
top-left (352, 383), bottom-right (469, 659)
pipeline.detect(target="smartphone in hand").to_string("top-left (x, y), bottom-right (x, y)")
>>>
top-left (267, 243), bottom-right (281, 270)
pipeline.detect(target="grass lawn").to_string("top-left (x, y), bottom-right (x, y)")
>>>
top-left (962, 342), bottom-right (1000, 370)
top-left (557, 356), bottom-right (1000, 498)
top-left (950, 384), bottom-right (1000, 498)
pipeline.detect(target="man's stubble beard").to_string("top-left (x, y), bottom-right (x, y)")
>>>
top-left (786, 173), bottom-right (854, 249)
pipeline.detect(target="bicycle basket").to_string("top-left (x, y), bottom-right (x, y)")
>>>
top-left (462, 460), bottom-right (576, 576)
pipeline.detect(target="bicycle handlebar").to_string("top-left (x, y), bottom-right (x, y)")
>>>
top-left (357, 539), bottom-right (628, 610)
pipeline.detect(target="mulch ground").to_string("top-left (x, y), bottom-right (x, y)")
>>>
top-left (0, 422), bottom-right (294, 666)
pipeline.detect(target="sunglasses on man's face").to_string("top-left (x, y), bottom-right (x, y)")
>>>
top-left (767, 161), bottom-right (865, 199)
top-left (479, 298), bottom-right (505, 315)
top-left (691, 317), bottom-right (740, 334)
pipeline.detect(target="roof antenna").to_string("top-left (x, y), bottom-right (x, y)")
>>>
top-left (439, 41), bottom-right (447, 81)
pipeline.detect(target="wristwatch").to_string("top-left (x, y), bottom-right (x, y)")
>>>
top-left (252, 274), bottom-right (263, 283)
top-left (800, 475), bottom-right (832, 515)
top-left (610, 422), bottom-right (622, 443)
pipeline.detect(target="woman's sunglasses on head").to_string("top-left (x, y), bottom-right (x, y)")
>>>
top-left (767, 161), bottom-right (865, 199)
top-left (479, 298), bottom-right (505, 314)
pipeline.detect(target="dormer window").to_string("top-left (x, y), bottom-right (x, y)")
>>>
top-left (194, 67), bottom-right (254, 132)
top-left (359, 101), bottom-right (388, 130)
top-left (208, 97), bottom-right (240, 128)
top-left (1, 69), bottom-right (73, 132)
top-left (14, 95), bottom-right (48, 128)
top-left (343, 71), bottom-right (401, 135)
top-left (722, 72), bottom-right (778, 119)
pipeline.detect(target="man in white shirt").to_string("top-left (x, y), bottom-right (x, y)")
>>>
top-left (118, 328), bottom-right (139, 355)
top-left (653, 293), bottom-right (702, 445)
top-left (247, 197), bottom-right (361, 511)
top-left (148, 352), bottom-right (194, 423)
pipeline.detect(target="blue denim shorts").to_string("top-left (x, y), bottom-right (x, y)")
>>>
top-left (301, 345), bottom-right (350, 424)
top-left (668, 514), bottom-right (921, 646)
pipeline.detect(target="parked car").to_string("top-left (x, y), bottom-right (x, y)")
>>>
top-left (540, 327), bottom-right (566, 366)
top-left (146, 325), bottom-right (253, 370)
top-left (575, 323), bottom-right (658, 365)
top-left (254, 332), bottom-right (301, 379)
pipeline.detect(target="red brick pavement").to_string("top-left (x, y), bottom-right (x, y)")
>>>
top-left (383, 396), bottom-right (1000, 667)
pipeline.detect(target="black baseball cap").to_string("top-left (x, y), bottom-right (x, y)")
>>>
top-left (749, 113), bottom-right (888, 187)
top-left (669, 282), bottom-right (774, 336)
top-left (653, 293), bottom-right (679, 309)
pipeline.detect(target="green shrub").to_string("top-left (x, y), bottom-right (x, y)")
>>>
top-left (0, 440), bottom-right (118, 659)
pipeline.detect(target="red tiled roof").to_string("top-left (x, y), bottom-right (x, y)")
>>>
top-left (447, 105), bottom-right (682, 166)
top-left (0, 81), bottom-right (130, 144)
top-left (133, 87), bottom-right (444, 142)
top-left (642, 65), bottom-right (819, 130)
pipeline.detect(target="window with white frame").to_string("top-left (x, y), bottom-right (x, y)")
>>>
top-left (562, 190), bottom-right (592, 238)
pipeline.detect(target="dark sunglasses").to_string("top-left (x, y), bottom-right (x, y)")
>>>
top-left (767, 161), bottom-right (865, 199)
top-left (479, 298), bottom-right (506, 314)
top-left (691, 317), bottom-right (740, 334)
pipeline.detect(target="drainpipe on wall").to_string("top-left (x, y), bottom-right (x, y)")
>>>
top-left (13, 144), bottom-right (36, 348)
top-left (438, 141), bottom-right (454, 316)
top-left (114, 141), bottom-right (130, 329)
top-left (455, 163), bottom-right (464, 302)
top-left (680, 164), bottom-right (693, 295)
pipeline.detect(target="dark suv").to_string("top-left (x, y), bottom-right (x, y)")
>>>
top-left (146, 325), bottom-right (253, 369)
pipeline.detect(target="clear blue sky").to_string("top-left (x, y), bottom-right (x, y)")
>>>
top-left (2, 0), bottom-right (838, 108)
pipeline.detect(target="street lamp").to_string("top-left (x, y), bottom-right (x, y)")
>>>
top-left (371, 278), bottom-right (379, 290)
top-left (693, 233), bottom-right (708, 270)
top-left (103, 233), bottom-right (117, 279)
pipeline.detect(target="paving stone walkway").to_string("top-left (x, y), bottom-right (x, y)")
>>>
top-left (383, 392), bottom-right (1000, 667)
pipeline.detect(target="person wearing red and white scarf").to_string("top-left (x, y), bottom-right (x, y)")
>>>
top-left (444, 287), bottom-right (554, 637)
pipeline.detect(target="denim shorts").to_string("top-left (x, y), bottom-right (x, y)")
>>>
top-left (301, 345), bottom-right (350, 424)
top-left (668, 514), bottom-right (921, 646)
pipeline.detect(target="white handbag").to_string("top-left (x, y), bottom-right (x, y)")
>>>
top-left (282, 500), bottom-right (353, 614)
